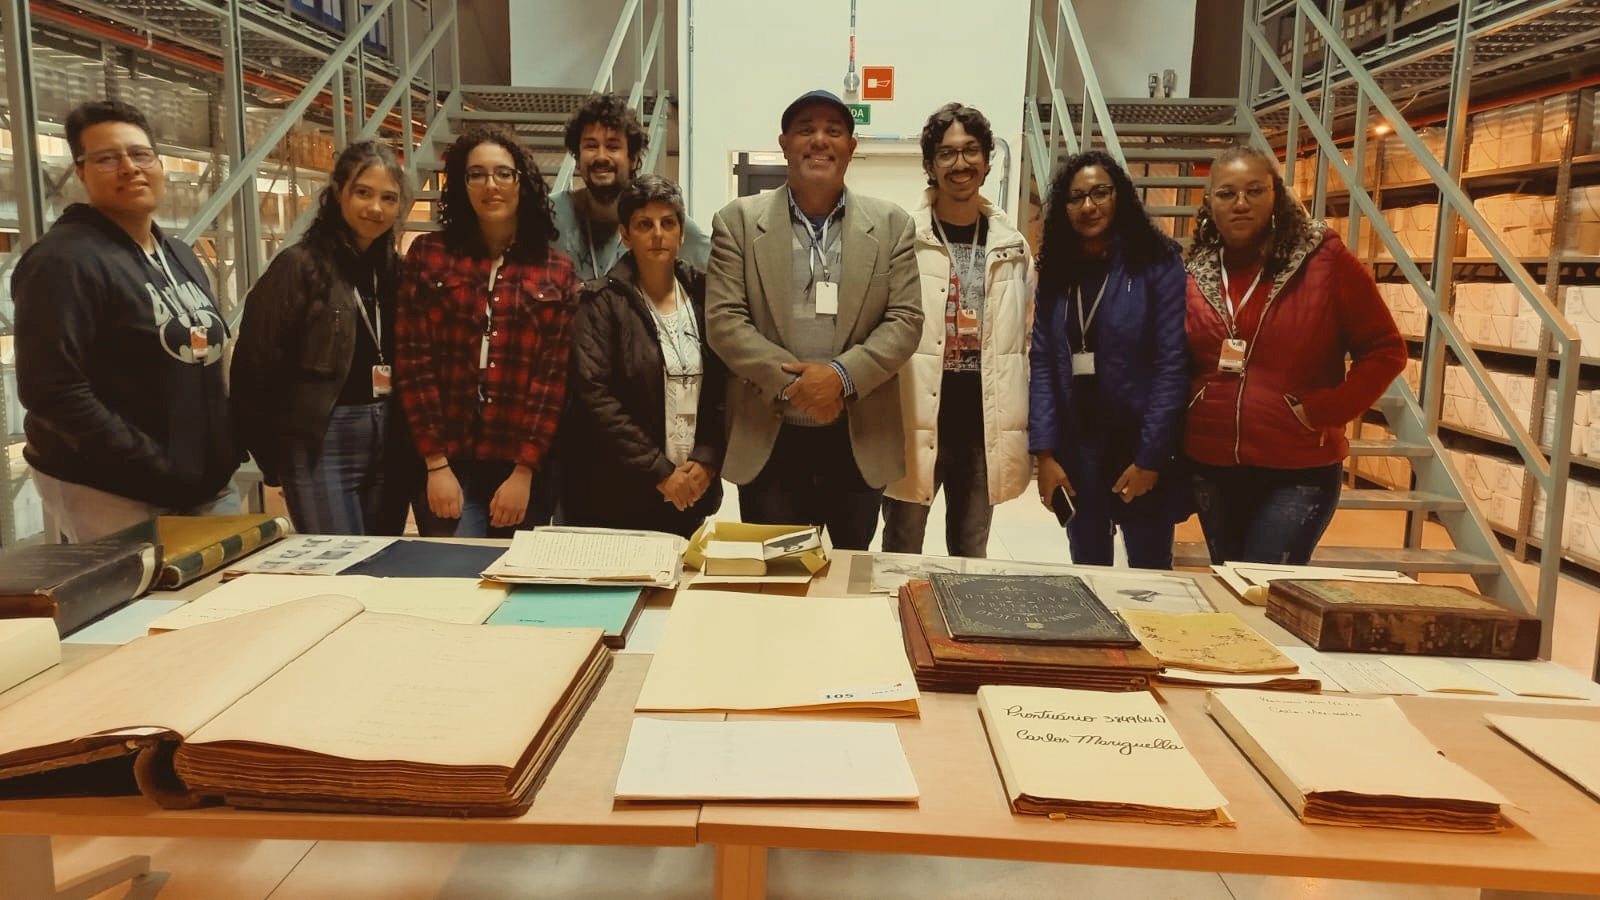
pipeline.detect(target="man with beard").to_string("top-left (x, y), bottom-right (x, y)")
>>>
top-left (551, 93), bottom-right (711, 279)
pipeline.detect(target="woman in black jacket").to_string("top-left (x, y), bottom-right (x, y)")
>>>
top-left (231, 140), bottom-right (414, 534)
top-left (562, 175), bottom-right (725, 537)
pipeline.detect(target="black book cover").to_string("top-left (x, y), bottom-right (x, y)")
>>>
top-left (0, 537), bottom-right (161, 636)
top-left (339, 539), bottom-right (506, 578)
top-left (928, 573), bottom-right (1140, 646)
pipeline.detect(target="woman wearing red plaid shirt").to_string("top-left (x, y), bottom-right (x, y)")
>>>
top-left (395, 125), bottom-right (578, 537)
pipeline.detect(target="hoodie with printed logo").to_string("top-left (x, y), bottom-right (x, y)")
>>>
top-left (13, 203), bottom-right (238, 507)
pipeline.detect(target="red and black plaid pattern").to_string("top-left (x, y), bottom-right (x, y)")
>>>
top-left (395, 233), bottom-right (578, 470)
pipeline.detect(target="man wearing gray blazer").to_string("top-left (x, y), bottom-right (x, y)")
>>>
top-left (706, 90), bottom-right (923, 550)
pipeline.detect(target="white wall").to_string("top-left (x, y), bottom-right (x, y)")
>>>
top-left (1059, 0), bottom-right (1196, 99)
top-left (508, 0), bottom-right (659, 89)
top-left (683, 0), bottom-right (1031, 223)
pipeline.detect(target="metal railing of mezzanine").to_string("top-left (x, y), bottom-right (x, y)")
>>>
top-left (1022, 0), bottom-right (1127, 203)
top-left (550, 0), bottom-right (670, 194)
top-left (1241, 0), bottom-right (1577, 656)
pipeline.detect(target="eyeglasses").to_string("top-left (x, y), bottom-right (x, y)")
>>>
top-left (1066, 184), bottom-right (1115, 209)
top-left (465, 167), bottom-right (520, 187)
top-left (934, 146), bottom-right (986, 167)
top-left (1210, 185), bottom-right (1271, 206)
top-left (77, 146), bottom-right (161, 173)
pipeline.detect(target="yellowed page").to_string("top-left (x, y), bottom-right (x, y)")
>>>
top-left (147, 574), bottom-right (380, 632)
top-left (0, 596), bottom-right (362, 756)
top-left (1486, 714), bottom-right (1600, 799)
top-left (187, 614), bottom-right (604, 765)
top-left (1469, 660), bottom-right (1594, 699)
top-left (1119, 611), bottom-right (1297, 673)
top-left (1207, 692), bottom-right (1506, 805)
top-left (614, 718), bottom-right (918, 801)
top-left (0, 618), bottom-right (61, 694)
top-left (978, 685), bottom-right (1229, 813)
top-left (1383, 657), bottom-right (1500, 694)
top-left (362, 578), bottom-right (507, 625)
top-left (635, 591), bottom-right (919, 715)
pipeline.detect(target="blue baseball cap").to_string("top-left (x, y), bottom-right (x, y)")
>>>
top-left (781, 90), bottom-right (854, 134)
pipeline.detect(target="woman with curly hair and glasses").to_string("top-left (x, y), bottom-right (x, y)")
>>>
top-left (395, 125), bottom-right (578, 537)
top-left (1183, 144), bottom-right (1404, 565)
top-left (231, 140), bottom-right (412, 535)
top-left (1029, 150), bottom-right (1189, 569)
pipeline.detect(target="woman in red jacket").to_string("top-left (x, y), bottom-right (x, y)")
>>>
top-left (1183, 145), bottom-right (1406, 564)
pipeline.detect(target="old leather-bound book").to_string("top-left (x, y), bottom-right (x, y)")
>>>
top-left (0, 537), bottom-right (160, 636)
top-left (899, 581), bottom-right (1160, 693)
top-left (1266, 579), bottom-right (1540, 659)
top-left (928, 573), bottom-right (1140, 646)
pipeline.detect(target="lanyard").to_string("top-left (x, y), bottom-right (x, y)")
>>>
top-left (586, 229), bottom-right (604, 281)
top-left (350, 282), bottom-right (384, 365)
top-left (145, 244), bottom-right (199, 324)
top-left (931, 217), bottom-right (985, 301)
top-left (789, 190), bottom-right (845, 283)
top-left (1218, 250), bottom-right (1264, 334)
top-left (1072, 274), bottom-right (1110, 353)
top-left (644, 279), bottom-right (701, 377)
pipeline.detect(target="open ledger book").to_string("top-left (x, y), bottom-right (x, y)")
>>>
top-left (0, 596), bottom-right (610, 817)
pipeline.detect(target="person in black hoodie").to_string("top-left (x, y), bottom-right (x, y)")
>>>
top-left (231, 140), bottom-right (416, 535)
top-left (14, 100), bottom-right (239, 542)
top-left (562, 175), bottom-right (725, 537)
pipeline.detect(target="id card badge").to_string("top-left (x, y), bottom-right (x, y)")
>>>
top-left (815, 280), bottom-right (840, 316)
top-left (1218, 338), bottom-right (1248, 373)
top-left (372, 364), bottom-right (393, 397)
top-left (956, 304), bottom-right (980, 335)
top-left (1071, 351), bottom-right (1096, 376)
top-left (189, 325), bottom-right (210, 361)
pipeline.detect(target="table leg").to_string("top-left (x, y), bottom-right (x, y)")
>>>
top-left (0, 834), bottom-right (157, 900)
top-left (713, 844), bottom-right (768, 900)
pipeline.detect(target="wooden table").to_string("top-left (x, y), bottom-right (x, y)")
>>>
top-left (702, 554), bottom-right (1600, 900)
top-left (0, 654), bottom-right (699, 900)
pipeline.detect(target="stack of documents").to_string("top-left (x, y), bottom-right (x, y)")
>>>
top-left (482, 527), bottom-right (686, 588)
top-left (614, 719), bottom-right (918, 802)
top-left (898, 580), bottom-right (1160, 692)
top-left (488, 584), bottom-right (647, 648)
top-left (977, 685), bottom-right (1232, 825)
top-left (635, 590), bottom-right (919, 716)
top-left (1208, 691), bottom-right (1508, 832)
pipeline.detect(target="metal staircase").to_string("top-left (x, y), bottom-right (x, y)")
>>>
top-left (1025, 0), bottom-right (1580, 653)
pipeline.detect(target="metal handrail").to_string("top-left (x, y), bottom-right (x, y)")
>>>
top-left (552, 0), bottom-right (671, 194)
top-left (1243, 0), bottom-right (1575, 644)
top-left (1022, 0), bottom-right (1126, 204)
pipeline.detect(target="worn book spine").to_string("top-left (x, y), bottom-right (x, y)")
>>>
top-left (1266, 594), bottom-right (1540, 659)
top-left (158, 516), bottom-right (289, 589)
top-left (0, 544), bottom-right (160, 637)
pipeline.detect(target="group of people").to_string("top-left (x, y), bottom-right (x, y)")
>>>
top-left (12, 90), bottom-right (1405, 569)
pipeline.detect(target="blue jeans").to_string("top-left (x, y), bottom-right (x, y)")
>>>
top-left (738, 422), bottom-right (883, 551)
top-left (1190, 461), bottom-right (1343, 565)
top-left (881, 428), bottom-right (992, 558)
top-left (419, 458), bottom-right (556, 538)
top-left (1067, 515), bottom-right (1176, 570)
top-left (280, 402), bottom-right (388, 535)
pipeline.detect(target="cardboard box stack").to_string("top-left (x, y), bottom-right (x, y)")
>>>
top-left (1351, 421), bottom-right (1411, 489)
top-left (1531, 480), bottom-right (1600, 562)
top-left (1535, 96), bottom-right (1572, 164)
top-left (1445, 447), bottom-right (1524, 531)
top-left (1559, 285), bottom-right (1600, 358)
top-left (1439, 364), bottom-right (1540, 441)
top-left (1465, 194), bottom-right (1557, 258)
top-left (1467, 102), bottom-right (1538, 172)
top-left (1377, 203), bottom-right (1443, 259)
top-left (1569, 185), bottom-right (1600, 257)
top-left (1453, 282), bottom-right (1542, 351)
top-left (1381, 129), bottom-right (1447, 183)
top-left (1380, 282), bottom-right (1428, 337)
top-left (1537, 384), bottom-right (1593, 459)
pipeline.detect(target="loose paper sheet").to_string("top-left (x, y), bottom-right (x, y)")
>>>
top-left (1214, 563), bottom-right (1414, 605)
top-left (1279, 647), bottom-right (1600, 703)
top-left (1468, 660), bottom-right (1594, 700)
top-left (614, 718), bottom-right (918, 802)
top-left (147, 574), bottom-right (506, 631)
top-left (484, 527), bottom-right (685, 587)
top-left (225, 535), bottom-right (395, 576)
top-left (1486, 714), bottom-right (1600, 800)
top-left (1118, 611), bottom-right (1297, 673)
top-left (977, 685), bottom-right (1230, 818)
top-left (1383, 657), bottom-right (1501, 694)
top-left (635, 591), bottom-right (919, 715)
top-left (1279, 647), bottom-right (1425, 695)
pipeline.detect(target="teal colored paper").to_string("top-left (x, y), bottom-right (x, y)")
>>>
top-left (489, 585), bottom-right (644, 636)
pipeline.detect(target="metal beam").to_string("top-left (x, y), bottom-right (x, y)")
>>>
top-left (4, 0), bottom-right (44, 252)
top-left (220, 0), bottom-right (261, 294)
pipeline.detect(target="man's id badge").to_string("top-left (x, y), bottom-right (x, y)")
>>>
top-left (372, 364), bottom-right (393, 397)
top-left (956, 304), bottom-right (980, 335)
top-left (1218, 338), bottom-right (1248, 373)
top-left (1071, 351), bottom-right (1096, 376)
top-left (189, 325), bottom-right (209, 361)
top-left (815, 280), bottom-right (839, 316)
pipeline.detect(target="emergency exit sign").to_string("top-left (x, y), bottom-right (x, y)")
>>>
top-left (846, 104), bottom-right (871, 126)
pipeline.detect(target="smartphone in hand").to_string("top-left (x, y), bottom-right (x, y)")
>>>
top-left (1051, 485), bottom-right (1076, 526)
